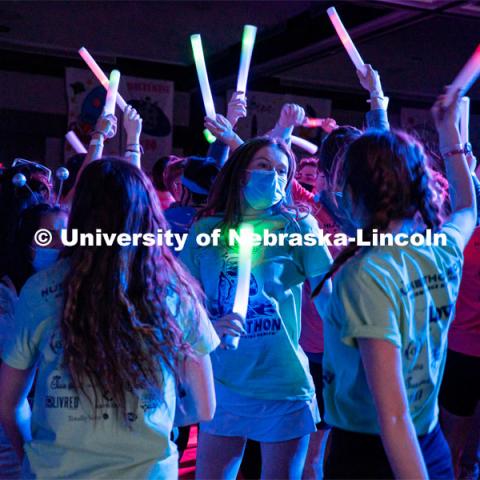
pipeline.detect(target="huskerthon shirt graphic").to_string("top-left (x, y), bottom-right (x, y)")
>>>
top-left (213, 252), bottom-right (282, 339)
top-left (180, 213), bottom-right (333, 401)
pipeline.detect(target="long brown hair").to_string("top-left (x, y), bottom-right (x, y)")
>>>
top-left (312, 129), bottom-right (443, 297)
top-left (198, 137), bottom-right (301, 229)
top-left (61, 158), bottom-right (204, 416)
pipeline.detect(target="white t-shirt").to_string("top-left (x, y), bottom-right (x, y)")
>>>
top-left (323, 224), bottom-right (464, 435)
top-left (2, 259), bottom-right (220, 479)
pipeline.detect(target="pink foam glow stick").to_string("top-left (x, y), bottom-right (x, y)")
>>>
top-left (327, 7), bottom-right (367, 75)
top-left (303, 118), bottom-right (327, 128)
top-left (65, 131), bottom-right (87, 154)
top-left (444, 45), bottom-right (480, 106)
top-left (291, 135), bottom-right (318, 154)
top-left (78, 47), bottom-right (127, 111)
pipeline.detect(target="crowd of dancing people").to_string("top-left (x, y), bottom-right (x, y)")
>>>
top-left (0, 63), bottom-right (479, 480)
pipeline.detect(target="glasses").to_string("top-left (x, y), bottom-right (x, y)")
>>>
top-left (12, 158), bottom-right (52, 182)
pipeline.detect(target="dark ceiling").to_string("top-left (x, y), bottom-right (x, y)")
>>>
top-left (0, 0), bottom-right (479, 101)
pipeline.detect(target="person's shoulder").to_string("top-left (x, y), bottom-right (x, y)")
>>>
top-left (294, 212), bottom-right (320, 232)
top-left (335, 249), bottom-right (392, 288)
top-left (190, 215), bottom-right (223, 231)
top-left (19, 258), bottom-right (69, 304)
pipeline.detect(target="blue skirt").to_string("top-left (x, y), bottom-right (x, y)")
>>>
top-left (200, 382), bottom-right (320, 442)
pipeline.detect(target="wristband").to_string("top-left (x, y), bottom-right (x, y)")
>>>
top-left (92, 130), bottom-right (106, 138)
top-left (126, 143), bottom-right (144, 154)
top-left (440, 143), bottom-right (463, 156)
top-left (89, 138), bottom-right (104, 147)
top-left (126, 149), bottom-right (140, 155)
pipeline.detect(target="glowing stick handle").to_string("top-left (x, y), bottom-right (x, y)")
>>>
top-left (225, 224), bottom-right (254, 350)
top-left (303, 117), bottom-right (326, 128)
top-left (236, 25), bottom-right (257, 98)
top-left (460, 96), bottom-right (470, 145)
top-left (190, 34), bottom-right (216, 119)
top-left (444, 45), bottom-right (480, 107)
top-left (327, 7), bottom-right (366, 75)
top-left (78, 47), bottom-right (127, 111)
top-left (65, 131), bottom-right (87, 154)
top-left (104, 70), bottom-right (120, 115)
top-left (291, 135), bottom-right (318, 155)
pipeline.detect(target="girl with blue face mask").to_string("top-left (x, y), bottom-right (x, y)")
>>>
top-left (2, 204), bottom-right (67, 297)
top-left (0, 203), bottom-right (66, 477)
top-left (180, 137), bottom-right (333, 479)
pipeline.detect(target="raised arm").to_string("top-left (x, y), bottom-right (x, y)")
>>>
top-left (356, 64), bottom-right (390, 131)
top-left (207, 92), bottom-right (247, 167)
top-left (123, 105), bottom-right (143, 169)
top-left (269, 103), bottom-right (305, 143)
top-left (358, 338), bottom-right (428, 480)
top-left (63, 112), bottom-right (117, 206)
top-left (432, 91), bottom-right (477, 247)
top-left (204, 114), bottom-right (244, 154)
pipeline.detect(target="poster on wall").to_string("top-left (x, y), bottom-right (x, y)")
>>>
top-left (227, 90), bottom-right (331, 153)
top-left (65, 68), bottom-right (174, 172)
top-left (401, 107), bottom-right (480, 168)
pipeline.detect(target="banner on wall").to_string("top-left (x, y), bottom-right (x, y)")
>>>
top-left (65, 68), bottom-right (174, 172)
top-left (226, 90), bottom-right (331, 151)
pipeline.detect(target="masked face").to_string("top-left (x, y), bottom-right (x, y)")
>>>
top-left (244, 169), bottom-right (287, 210)
top-left (297, 165), bottom-right (318, 191)
top-left (243, 146), bottom-right (289, 211)
top-left (32, 247), bottom-right (60, 272)
top-left (299, 182), bottom-right (314, 192)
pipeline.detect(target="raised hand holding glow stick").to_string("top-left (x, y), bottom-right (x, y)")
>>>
top-left (65, 131), bottom-right (87, 154)
top-left (78, 47), bottom-right (127, 111)
top-left (191, 34), bottom-right (216, 119)
top-left (236, 25), bottom-right (257, 99)
top-left (327, 7), bottom-right (367, 75)
top-left (460, 97), bottom-right (470, 145)
top-left (104, 70), bottom-right (120, 116)
top-left (225, 223), bottom-right (254, 350)
top-left (444, 45), bottom-right (480, 106)
top-left (291, 135), bottom-right (318, 155)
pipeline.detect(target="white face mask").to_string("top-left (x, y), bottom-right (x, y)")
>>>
top-left (32, 247), bottom-right (60, 272)
top-left (243, 170), bottom-right (287, 210)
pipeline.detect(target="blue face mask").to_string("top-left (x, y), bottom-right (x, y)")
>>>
top-left (32, 247), bottom-right (60, 272)
top-left (243, 170), bottom-right (287, 210)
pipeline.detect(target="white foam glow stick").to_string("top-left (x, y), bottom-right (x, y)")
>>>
top-left (236, 25), bottom-right (257, 99)
top-left (190, 34), bottom-right (216, 119)
top-left (460, 96), bottom-right (470, 145)
top-left (78, 47), bottom-right (127, 111)
top-left (104, 70), bottom-right (120, 115)
top-left (444, 45), bottom-right (480, 106)
top-left (65, 131), bottom-right (87, 154)
top-left (291, 135), bottom-right (318, 155)
top-left (225, 223), bottom-right (254, 350)
top-left (327, 7), bottom-right (367, 75)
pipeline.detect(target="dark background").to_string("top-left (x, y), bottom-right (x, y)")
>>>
top-left (0, 0), bottom-right (479, 165)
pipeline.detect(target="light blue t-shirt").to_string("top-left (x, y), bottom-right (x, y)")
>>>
top-left (323, 224), bottom-right (464, 435)
top-left (179, 212), bottom-right (332, 401)
top-left (2, 258), bottom-right (219, 479)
